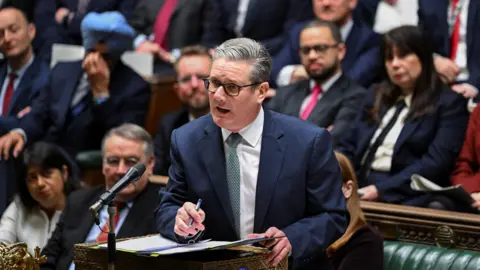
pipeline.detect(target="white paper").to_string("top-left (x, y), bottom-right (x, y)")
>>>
top-left (121, 52), bottom-right (153, 77)
top-left (99, 234), bottom-right (178, 251)
top-left (154, 240), bottom-right (231, 255)
top-left (51, 44), bottom-right (85, 68)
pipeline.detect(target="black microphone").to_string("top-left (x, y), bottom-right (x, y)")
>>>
top-left (89, 163), bottom-right (146, 221)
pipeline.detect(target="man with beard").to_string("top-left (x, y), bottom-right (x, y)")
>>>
top-left (153, 45), bottom-right (211, 175)
top-left (268, 20), bottom-right (367, 144)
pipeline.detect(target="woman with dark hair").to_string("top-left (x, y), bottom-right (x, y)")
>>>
top-left (0, 142), bottom-right (80, 253)
top-left (327, 152), bottom-right (383, 270)
top-left (336, 25), bottom-right (469, 207)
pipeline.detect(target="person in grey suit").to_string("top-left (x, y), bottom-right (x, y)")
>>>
top-left (268, 20), bottom-right (367, 144)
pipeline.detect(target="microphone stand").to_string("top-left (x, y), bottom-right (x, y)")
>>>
top-left (107, 201), bottom-right (117, 270)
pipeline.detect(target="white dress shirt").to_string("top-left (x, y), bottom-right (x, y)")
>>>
top-left (235, 0), bottom-right (251, 37)
top-left (450, 0), bottom-right (470, 81)
top-left (221, 107), bottom-right (264, 239)
top-left (373, 0), bottom-right (419, 34)
top-left (369, 95), bottom-right (412, 172)
top-left (276, 19), bottom-right (353, 87)
top-left (0, 56), bottom-right (35, 115)
top-left (0, 196), bottom-right (62, 254)
top-left (299, 72), bottom-right (342, 116)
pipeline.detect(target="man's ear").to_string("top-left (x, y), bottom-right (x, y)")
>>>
top-left (342, 180), bottom-right (354, 199)
top-left (257, 82), bottom-right (269, 103)
top-left (27, 23), bottom-right (36, 41)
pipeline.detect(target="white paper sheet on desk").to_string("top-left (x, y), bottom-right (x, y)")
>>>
top-left (99, 234), bottom-right (180, 251)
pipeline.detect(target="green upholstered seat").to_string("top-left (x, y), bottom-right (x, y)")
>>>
top-left (384, 241), bottom-right (480, 270)
top-left (75, 150), bottom-right (102, 169)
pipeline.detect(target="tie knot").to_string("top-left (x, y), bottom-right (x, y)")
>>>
top-left (8, 73), bottom-right (17, 80)
top-left (227, 133), bottom-right (242, 148)
top-left (312, 84), bottom-right (322, 94)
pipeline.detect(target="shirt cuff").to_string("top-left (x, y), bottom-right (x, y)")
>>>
top-left (11, 128), bottom-right (27, 144)
top-left (133, 34), bottom-right (148, 49)
top-left (276, 65), bottom-right (297, 87)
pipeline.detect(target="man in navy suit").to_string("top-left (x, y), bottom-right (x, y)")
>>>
top-left (418, 0), bottom-right (480, 105)
top-left (156, 38), bottom-right (348, 269)
top-left (0, 6), bottom-right (50, 135)
top-left (271, 0), bottom-right (381, 89)
top-left (153, 45), bottom-right (211, 175)
top-left (201, 0), bottom-right (314, 57)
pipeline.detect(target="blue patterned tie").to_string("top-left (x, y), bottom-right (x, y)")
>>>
top-left (226, 132), bottom-right (242, 237)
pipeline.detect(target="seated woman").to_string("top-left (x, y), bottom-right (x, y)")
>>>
top-left (327, 152), bottom-right (383, 270)
top-left (336, 25), bottom-right (469, 207)
top-left (451, 106), bottom-right (480, 211)
top-left (0, 142), bottom-right (80, 254)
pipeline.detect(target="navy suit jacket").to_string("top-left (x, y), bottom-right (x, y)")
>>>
top-left (157, 110), bottom-right (348, 269)
top-left (201, 0), bottom-right (314, 56)
top-left (336, 87), bottom-right (469, 206)
top-left (418, 0), bottom-right (480, 89)
top-left (17, 60), bottom-right (150, 156)
top-left (153, 107), bottom-right (189, 176)
top-left (270, 21), bottom-right (382, 88)
top-left (0, 57), bottom-right (50, 135)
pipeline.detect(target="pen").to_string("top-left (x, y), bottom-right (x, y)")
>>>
top-left (188, 199), bottom-right (203, 227)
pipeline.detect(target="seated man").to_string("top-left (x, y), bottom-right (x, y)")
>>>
top-left (154, 45), bottom-right (210, 175)
top-left (271, 0), bottom-right (381, 89)
top-left (0, 13), bottom-right (150, 158)
top-left (268, 20), bottom-right (367, 144)
top-left (156, 38), bottom-right (347, 269)
top-left (40, 123), bottom-right (161, 270)
top-left (0, 5), bottom-right (50, 134)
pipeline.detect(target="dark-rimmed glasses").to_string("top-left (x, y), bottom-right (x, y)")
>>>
top-left (300, 43), bottom-right (339, 55)
top-left (203, 78), bottom-right (261, 96)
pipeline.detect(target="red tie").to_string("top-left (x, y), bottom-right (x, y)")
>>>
top-left (2, 73), bottom-right (17, 116)
top-left (300, 85), bottom-right (322, 120)
top-left (95, 202), bottom-right (125, 243)
top-left (450, 0), bottom-right (460, 60)
top-left (153, 0), bottom-right (179, 51)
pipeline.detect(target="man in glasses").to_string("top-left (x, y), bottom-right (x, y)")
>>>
top-left (268, 20), bottom-right (367, 144)
top-left (157, 37), bottom-right (347, 269)
top-left (153, 45), bottom-right (211, 176)
top-left (41, 123), bottom-right (161, 270)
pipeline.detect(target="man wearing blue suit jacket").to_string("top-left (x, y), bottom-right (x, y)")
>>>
top-left (201, 0), bottom-right (314, 57)
top-left (0, 6), bottom-right (50, 135)
top-left (156, 38), bottom-right (348, 269)
top-left (418, 0), bottom-right (480, 105)
top-left (271, 0), bottom-right (381, 89)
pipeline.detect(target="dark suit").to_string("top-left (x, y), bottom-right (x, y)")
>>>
top-left (17, 60), bottom-right (150, 157)
top-left (129, 0), bottom-right (209, 51)
top-left (418, 0), bottom-right (480, 89)
top-left (0, 57), bottom-right (50, 135)
top-left (34, 0), bottom-right (137, 61)
top-left (201, 0), bottom-right (314, 56)
top-left (40, 183), bottom-right (162, 270)
top-left (157, 110), bottom-right (348, 269)
top-left (153, 108), bottom-right (189, 176)
top-left (336, 88), bottom-right (469, 206)
top-left (267, 75), bottom-right (367, 144)
top-left (270, 21), bottom-right (381, 88)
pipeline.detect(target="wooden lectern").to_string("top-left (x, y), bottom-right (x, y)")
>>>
top-left (74, 236), bottom-right (288, 270)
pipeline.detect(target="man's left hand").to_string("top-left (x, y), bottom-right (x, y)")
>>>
top-left (82, 52), bottom-right (111, 98)
top-left (452, 83), bottom-right (479, 99)
top-left (249, 227), bottom-right (291, 266)
top-left (359, 185), bottom-right (378, 201)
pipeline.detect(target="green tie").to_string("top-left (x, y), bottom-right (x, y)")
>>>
top-left (226, 132), bottom-right (242, 237)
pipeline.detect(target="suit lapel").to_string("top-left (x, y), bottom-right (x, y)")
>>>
top-left (466, 0), bottom-right (478, 59)
top-left (307, 75), bottom-right (345, 123)
top-left (287, 80), bottom-right (310, 116)
top-left (393, 117), bottom-right (422, 157)
top-left (57, 62), bottom-right (84, 122)
top-left (118, 184), bottom-right (154, 238)
top-left (170, 0), bottom-right (188, 21)
top-left (198, 117), bottom-right (236, 229)
top-left (7, 59), bottom-right (37, 115)
top-left (241, 0), bottom-right (259, 35)
top-left (254, 110), bottom-right (285, 232)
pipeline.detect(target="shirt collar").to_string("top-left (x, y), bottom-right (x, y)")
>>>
top-left (340, 19), bottom-right (354, 42)
top-left (404, 94), bottom-right (413, 107)
top-left (221, 106), bottom-right (264, 147)
top-left (7, 55), bottom-right (34, 78)
top-left (309, 72), bottom-right (342, 93)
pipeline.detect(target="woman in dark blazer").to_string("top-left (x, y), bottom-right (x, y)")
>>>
top-left (336, 25), bottom-right (469, 207)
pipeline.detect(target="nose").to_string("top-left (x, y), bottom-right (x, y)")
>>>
top-left (35, 176), bottom-right (47, 189)
top-left (391, 57), bottom-right (401, 68)
top-left (190, 75), bottom-right (200, 88)
top-left (3, 30), bottom-right (12, 42)
top-left (308, 48), bottom-right (319, 59)
top-left (213, 85), bottom-right (227, 103)
top-left (115, 160), bottom-right (130, 175)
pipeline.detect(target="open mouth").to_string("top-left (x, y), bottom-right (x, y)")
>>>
top-left (216, 106), bottom-right (230, 114)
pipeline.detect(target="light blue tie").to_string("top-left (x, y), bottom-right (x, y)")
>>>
top-left (226, 132), bottom-right (242, 237)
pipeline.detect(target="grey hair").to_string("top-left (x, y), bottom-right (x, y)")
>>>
top-left (213, 37), bottom-right (272, 83)
top-left (101, 123), bottom-right (154, 158)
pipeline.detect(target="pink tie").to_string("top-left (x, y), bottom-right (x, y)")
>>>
top-left (153, 0), bottom-right (179, 51)
top-left (300, 85), bottom-right (322, 120)
top-left (2, 73), bottom-right (16, 116)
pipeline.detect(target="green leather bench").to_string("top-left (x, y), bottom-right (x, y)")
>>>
top-left (384, 241), bottom-right (480, 270)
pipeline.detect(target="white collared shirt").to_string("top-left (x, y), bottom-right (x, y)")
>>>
top-left (450, 0), bottom-right (470, 81)
top-left (276, 19), bottom-right (353, 87)
top-left (369, 95), bottom-right (412, 172)
top-left (0, 56), bottom-right (35, 115)
top-left (299, 72), bottom-right (342, 116)
top-left (221, 107), bottom-right (264, 239)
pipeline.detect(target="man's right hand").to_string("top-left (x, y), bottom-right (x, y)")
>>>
top-left (471, 192), bottom-right (480, 210)
top-left (434, 55), bottom-right (460, 83)
top-left (0, 131), bottom-right (25, 160)
top-left (290, 65), bottom-right (308, 84)
top-left (174, 202), bottom-right (206, 237)
top-left (136, 41), bottom-right (161, 55)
